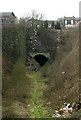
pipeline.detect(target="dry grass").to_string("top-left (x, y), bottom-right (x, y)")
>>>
top-left (43, 28), bottom-right (79, 110)
top-left (2, 60), bottom-right (31, 118)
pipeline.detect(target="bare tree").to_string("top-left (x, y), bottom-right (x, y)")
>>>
top-left (19, 10), bottom-right (45, 28)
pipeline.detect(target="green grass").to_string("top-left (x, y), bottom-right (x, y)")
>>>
top-left (29, 71), bottom-right (52, 118)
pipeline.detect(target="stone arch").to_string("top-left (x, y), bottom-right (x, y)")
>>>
top-left (34, 54), bottom-right (48, 66)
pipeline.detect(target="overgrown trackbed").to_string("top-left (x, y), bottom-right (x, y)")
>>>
top-left (29, 72), bottom-right (52, 118)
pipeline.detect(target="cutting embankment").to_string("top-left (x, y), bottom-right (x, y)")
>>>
top-left (42, 28), bottom-right (80, 117)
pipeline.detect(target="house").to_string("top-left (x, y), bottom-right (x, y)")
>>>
top-left (0, 12), bottom-right (18, 25)
top-left (47, 21), bottom-right (55, 28)
top-left (63, 16), bottom-right (81, 28)
top-left (58, 16), bottom-right (81, 28)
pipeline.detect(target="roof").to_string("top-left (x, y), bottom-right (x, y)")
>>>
top-left (0, 12), bottom-right (16, 18)
top-left (64, 17), bottom-right (75, 20)
top-left (75, 18), bottom-right (81, 21)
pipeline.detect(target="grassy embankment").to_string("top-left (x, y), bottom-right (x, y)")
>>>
top-left (42, 28), bottom-right (81, 117)
top-left (2, 60), bottom-right (31, 118)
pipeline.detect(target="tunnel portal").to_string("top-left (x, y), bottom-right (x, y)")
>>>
top-left (34, 54), bottom-right (48, 66)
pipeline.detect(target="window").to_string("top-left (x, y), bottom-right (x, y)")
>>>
top-left (67, 20), bottom-right (71, 25)
top-left (2, 19), bottom-right (6, 24)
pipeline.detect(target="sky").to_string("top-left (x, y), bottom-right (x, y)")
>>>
top-left (0, 0), bottom-right (80, 20)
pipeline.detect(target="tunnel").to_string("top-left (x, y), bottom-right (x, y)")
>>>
top-left (34, 54), bottom-right (48, 66)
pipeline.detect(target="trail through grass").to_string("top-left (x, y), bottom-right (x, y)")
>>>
top-left (29, 71), bottom-right (52, 118)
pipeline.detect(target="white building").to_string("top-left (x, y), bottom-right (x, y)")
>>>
top-left (63, 16), bottom-right (81, 28)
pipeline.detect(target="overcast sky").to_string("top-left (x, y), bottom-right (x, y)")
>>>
top-left (0, 0), bottom-right (80, 20)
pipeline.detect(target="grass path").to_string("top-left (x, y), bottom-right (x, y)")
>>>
top-left (29, 72), bottom-right (52, 118)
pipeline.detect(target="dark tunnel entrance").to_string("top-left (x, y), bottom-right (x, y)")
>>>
top-left (34, 54), bottom-right (48, 66)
